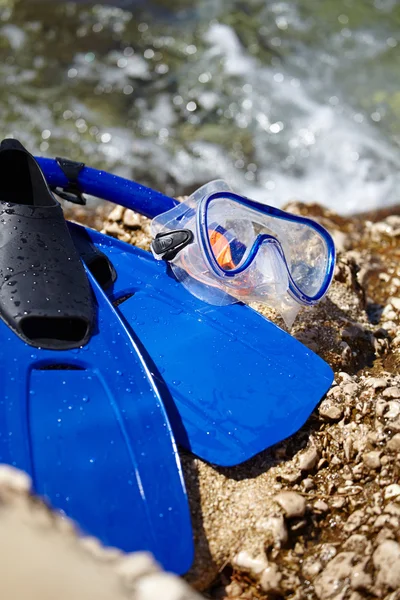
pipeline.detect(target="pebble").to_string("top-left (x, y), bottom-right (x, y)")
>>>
top-left (382, 386), bottom-right (400, 399)
top-left (123, 209), bottom-right (142, 228)
top-left (255, 515), bottom-right (288, 547)
top-left (386, 401), bottom-right (400, 419)
top-left (314, 500), bottom-right (329, 513)
top-left (350, 560), bottom-right (371, 591)
top-left (314, 552), bottom-right (357, 600)
top-left (342, 383), bottom-right (359, 396)
top-left (384, 484), bottom-right (400, 500)
top-left (274, 491), bottom-right (306, 518)
top-left (373, 540), bottom-right (400, 591)
top-left (302, 478), bottom-right (315, 491)
top-left (384, 503), bottom-right (400, 516)
top-left (259, 563), bottom-right (282, 593)
top-left (343, 534), bottom-right (369, 554)
top-left (366, 378), bottom-right (388, 390)
top-left (233, 551), bottom-right (268, 575)
top-left (302, 557), bottom-right (323, 579)
top-left (224, 581), bottom-right (243, 597)
top-left (389, 297), bottom-right (400, 311)
top-left (104, 221), bottom-right (131, 242)
top-left (279, 469), bottom-right (302, 484)
top-left (387, 433), bottom-right (400, 451)
top-left (362, 451), bottom-right (381, 470)
top-left (319, 400), bottom-right (344, 421)
top-left (343, 510), bottom-right (367, 533)
top-left (387, 415), bottom-right (400, 432)
top-left (298, 446), bottom-right (319, 471)
top-left (107, 205), bottom-right (124, 222)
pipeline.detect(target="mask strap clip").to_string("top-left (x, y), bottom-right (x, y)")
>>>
top-left (151, 229), bottom-right (194, 261)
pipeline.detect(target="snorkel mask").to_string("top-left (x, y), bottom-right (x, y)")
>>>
top-left (151, 181), bottom-right (336, 326)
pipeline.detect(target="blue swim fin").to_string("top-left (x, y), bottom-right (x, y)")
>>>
top-left (0, 269), bottom-right (193, 573)
top-left (0, 140), bottom-right (193, 574)
top-left (73, 223), bottom-right (334, 467)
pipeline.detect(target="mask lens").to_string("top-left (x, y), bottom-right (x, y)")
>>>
top-left (280, 221), bottom-right (328, 297)
top-left (206, 197), bottom-right (255, 271)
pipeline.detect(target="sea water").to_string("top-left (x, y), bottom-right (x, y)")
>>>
top-left (0, 0), bottom-right (399, 214)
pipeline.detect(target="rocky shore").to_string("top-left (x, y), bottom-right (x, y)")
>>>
top-left (4, 201), bottom-right (400, 600)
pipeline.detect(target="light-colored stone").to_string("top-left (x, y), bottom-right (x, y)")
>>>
top-left (344, 510), bottom-right (367, 533)
top-left (314, 552), bottom-right (357, 600)
top-left (384, 484), bottom-right (400, 500)
top-left (123, 209), bottom-right (142, 228)
top-left (274, 492), bottom-right (306, 518)
top-left (389, 297), bottom-right (400, 311)
top-left (0, 467), bottom-right (201, 600)
top-left (314, 500), bottom-right (329, 513)
top-left (319, 400), bottom-right (344, 421)
top-left (383, 386), bottom-right (400, 399)
top-left (386, 401), bottom-right (400, 419)
top-left (350, 559), bottom-right (371, 591)
top-left (302, 557), bottom-right (323, 579)
top-left (232, 551), bottom-right (268, 575)
top-left (363, 451), bottom-right (381, 470)
top-left (373, 540), bottom-right (400, 591)
top-left (366, 378), bottom-right (388, 390)
top-left (259, 563), bottom-right (282, 593)
top-left (255, 515), bottom-right (288, 547)
top-left (387, 433), bottom-right (400, 451)
top-left (299, 446), bottom-right (319, 471)
top-left (107, 205), bottom-right (125, 222)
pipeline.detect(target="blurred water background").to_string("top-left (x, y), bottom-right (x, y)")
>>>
top-left (0, 0), bottom-right (399, 214)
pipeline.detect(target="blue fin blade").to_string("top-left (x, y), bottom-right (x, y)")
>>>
top-left (0, 268), bottom-right (193, 574)
top-left (78, 225), bottom-right (334, 467)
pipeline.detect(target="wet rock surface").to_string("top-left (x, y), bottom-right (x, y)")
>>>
top-left (16, 202), bottom-right (400, 599)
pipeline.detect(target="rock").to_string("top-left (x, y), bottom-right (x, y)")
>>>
top-left (382, 386), bottom-right (400, 399)
top-left (344, 510), bottom-right (367, 533)
top-left (107, 205), bottom-right (125, 222)
top-left (319, 400), bottom-right (343, 421)
top-left (366, 378), bottom-right (388, 390)
top-left (279, 469), bottom-right (302, 484)
top-left (373, 540), bottom-right (400, 591)
top-left (302, 478), bottom-right (315, 491)
top-left (350, 559), bottom-right (371, 591)
top-left (363, 451), bottom-right (381, 470)
top-left (314, 500), bottom-right (329, 513)
top-left (0, 467), bottom-right (201, 600)
top-left (384, 503), bottom-right (400, 516)
top-left (389, 297), bottom-right (400, 311)
top-left (298, 446), bottom-right (319, 471)
top-left (224, 581), bottom-right (243, 597)
top-left (259, 563), bottom-right (282, 593)
top-left (123, 209), bottom-right (142, 228)
top-left (387, 433), bottom-right (400, 451)
top-left (376, 399), bottom-right (388, 417)
top-left (343, 535), bottom-right (370, 554)
top-left (314, 552), bottom-right (357, 600)
top-left (387, 416), bottom-right (400, 432)
top-left (386, 401), bottom-right (400, 419)
top-left (103, 221), bottom-right (132, 243)
top-left (274, 492), bottom-right (306, 518)
top-left (255, 515), bottom-right (288, 547)
top-left (302, 557), bottom-right (323, 579)
top-left (342, 383), bottom-right (359, 396)
top-left (384, 484), bottom-right (400, 500)
top-left (232, 551), bottom-right (268, 575)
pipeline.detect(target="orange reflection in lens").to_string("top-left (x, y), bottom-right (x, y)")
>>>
top-left (209, 230), bottom-right (236, 270)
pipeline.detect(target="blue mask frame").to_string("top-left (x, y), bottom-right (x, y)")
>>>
top-left (197, 191), bottom-right (336, 306)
